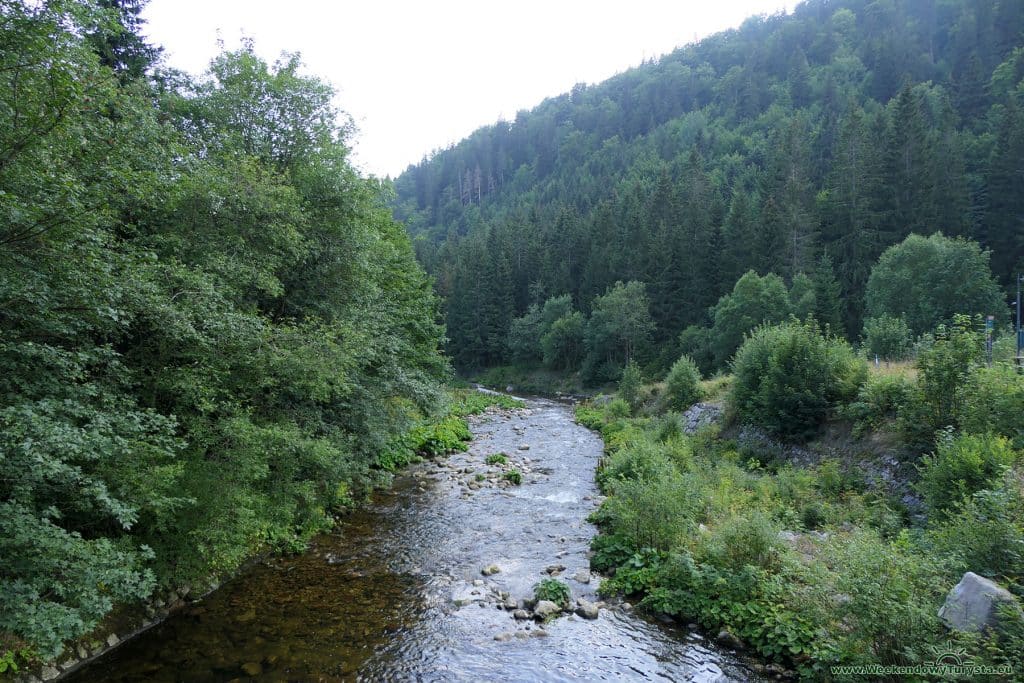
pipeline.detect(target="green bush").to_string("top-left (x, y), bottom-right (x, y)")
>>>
top-left (654, 413), bottom-right (685, 443)
top-left (929, 474), bottom-right (1024, 583)
top-left (485, 453), bottom-right (508, 465)
top-left (408, 416), bottom-right (471, 457)
top-left (698, 511), bottom-right (782, 573)
top-left (599, 439), bottom-right (679, 487)
top-left (574, 404), bottom-right (606, 430)
top-left (900, 316), bottom-right (983, 447)
top-left (541, 311), bottom-right (585, 370)
top-left (605, 397), bottom-right (631, 419)
top-left (664, 355), bottom-right (704, 410)
top-left (602, 472), bottom-right (699, 551)
top-left (0, 502), bottom-right (156, 659)
top-left (961, 363), bottom-right (1024, 448)
top-left (452, 390), bottom-right (524, 416)
top-left (827, 529), bottom-right (945, 668)
top-left (862, 314), bottom-right (912, 362)
top-left (533, 578), bottom-right (571, 609)
top-left (618, 359), bottom-right (644, 413)
top-left (840, 373), bottom-right (914, 434)
top-left (865, 233), bottom-right (1006, 336)
top-left (503, 469), bottom-right (522, 485)
top-left (917, 432), bottom-right (1018, 516)
top-left (730, 321), bottom-right (867, 440)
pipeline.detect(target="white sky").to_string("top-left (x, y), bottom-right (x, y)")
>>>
top-left (142, 1), bottom-right (795, 178)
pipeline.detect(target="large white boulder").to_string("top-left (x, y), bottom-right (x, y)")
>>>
top-left (938, 572), bottom-right (1021, 632)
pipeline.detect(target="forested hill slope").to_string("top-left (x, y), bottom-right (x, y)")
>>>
top-left (392, 0), bottom-right (1024, 372)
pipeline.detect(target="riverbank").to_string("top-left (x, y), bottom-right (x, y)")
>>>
top-left (7, 390), bottom-right (521, 683)
top-left (576, 393), bottom-right (1024, 680)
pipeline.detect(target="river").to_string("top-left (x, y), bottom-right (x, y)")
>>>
top-left (66, 396), bottom-right (759, 682)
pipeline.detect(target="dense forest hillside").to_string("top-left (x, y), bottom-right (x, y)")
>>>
top-left (0, 0), bottom-right (447, 667)
top-left (393, 0), bottom-right (1024, 375)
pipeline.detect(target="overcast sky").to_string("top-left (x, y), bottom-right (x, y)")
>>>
top-left (142, 1), bottom-right (795, 177)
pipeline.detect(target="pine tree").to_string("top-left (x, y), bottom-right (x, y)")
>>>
top-left (983, 99), bottom-right (1024, 284)
top-left (882, 84), bottom-right (935, 240)
top-left (721, 190), bottom-right (760, 286)
top-left (87, 0), bottom-right (161, 80)
top-left (820, 106), bottom-right (887, 333)
top-left (811, 253), bottom-right (844, 333)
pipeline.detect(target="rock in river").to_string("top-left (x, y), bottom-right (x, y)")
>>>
top-left (533, 600), bottom-right (562, 619)
top-left (481, 564), bottom-right (501, 576)
top-left (716, 629), bottom-right (744, 650)
top-left (575, 599), bottom-right (600, 620)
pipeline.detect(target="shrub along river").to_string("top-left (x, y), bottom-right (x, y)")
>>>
top-left (67, 396), bottom-right (761, 682)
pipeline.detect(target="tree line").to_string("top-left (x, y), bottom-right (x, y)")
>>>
top-left (392, 0), bottom-right (1024, 374)
top-left (0, 0), bottom-right (446, 664)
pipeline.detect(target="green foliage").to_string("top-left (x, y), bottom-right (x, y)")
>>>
top-left (788, 272), bottom-right (816, 320)
top-left (900, 316), bottom-right (984, 446)
top-left (961, 364), bottom-right (1024, 448)
top-left (584, 281), bottom-right (655, 380)
top-left (617, 359), bottom-right (644, 412)
top-left (840, 373), bottom-right (914, 434)
top-left (599, 439), bottom-right (678, 488)
top-left (601, 473), bottom-right (698, 551)
top-left (710, 271), bottom-right (792, 369)
top-left (450, 390), bottom-right (524, 416)
top-left (503, 469), bottom-right (523, 485)
top-left (664, 355), bottom-right (703, 410)
top-left (678, 325), bottom-right (715, 376)
top-left (541, 311), bottom-right (585, 370)
top-left (507, 294), bottom-right (585, 370)
top-left (533, 578), bottom-right (571, 609)
top-left (485, 453), bottom-right (508, 465)
top-left (585, 387), bottom-right (1024, 674)
top-left (730, 321), bottom-right (867, 440)
top-left (506, 304), bottom-right (545, 363)
top-left (574, 404), bottom-right (606, 431)
top-left (917, 432), bottom-right (1019, 517)
top-left (866, 234), bottom-right (1006, 337)
top-left (928, 474), bottom-right (1024, 582)
top-left (379, 390), bottom-right (515, 470)
top-left (0, 502), bottom-right (156, 659)
top-left (605, 398), bottom-right (632, 420)
top-left (0, 8), bottom-right (448, 659)
top-left (397, 0), bottom-right (1023, 374)
top-left (826, 530), bottom-right (945, 668)
top-left (407, 416), bottom-right (471, 457)
top-left (698, 511), bottom-right (782, 573)
top-left (862, 314), bottom-right (912, 362)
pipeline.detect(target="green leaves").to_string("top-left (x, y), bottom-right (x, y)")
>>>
top-left (730, 320), bottom-right (867, 440)
top-left (866, 233), bottom-right (1006, 337)
top-left (0, 6), bottom-right (446, 662)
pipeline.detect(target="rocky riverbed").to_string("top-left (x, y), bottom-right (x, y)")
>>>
top-left (63, 396), bottom-right (760, 682)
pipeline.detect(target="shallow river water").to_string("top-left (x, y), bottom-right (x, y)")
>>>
top-left (67, 397), bottom-right (760, 682)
